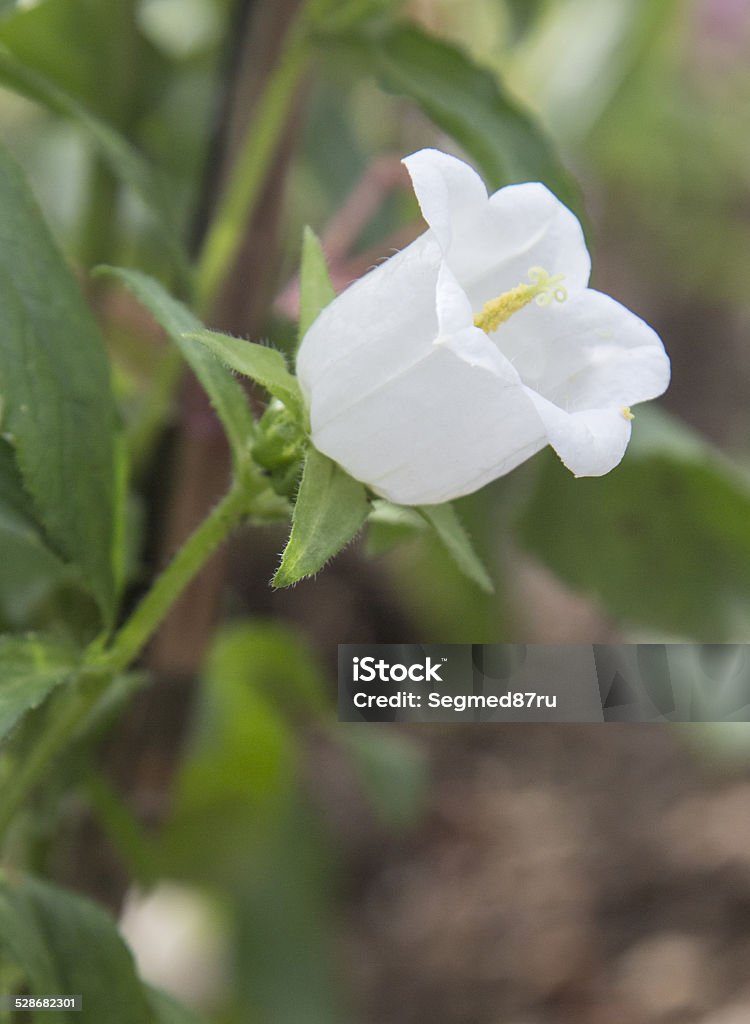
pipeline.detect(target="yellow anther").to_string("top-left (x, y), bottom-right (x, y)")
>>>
top-left (474, 266), bottom-right (567, 334)
top-left (528, 266), bottom-right (568, 306)
top-left (622, 407), bottom-right (634, 421)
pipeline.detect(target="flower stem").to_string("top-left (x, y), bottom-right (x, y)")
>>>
top-left (102, 482), bottom-right (251, 675)
top-left (0, 483), bottom-right (253, 843)
top-left (194, 2), bottom-right (312, 315)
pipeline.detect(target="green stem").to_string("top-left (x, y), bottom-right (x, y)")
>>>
top-left (0, 483), bottom-right (253, 842)
top-left (80, 156), bottom-right (119, 269)
top-left (194, 2), bottom-right (312, 314)
top-left (102, 482), bottom-right (251, 675)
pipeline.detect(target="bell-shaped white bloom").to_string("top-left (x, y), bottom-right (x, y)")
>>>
top-left (296, 148), bottom-right (670, 506)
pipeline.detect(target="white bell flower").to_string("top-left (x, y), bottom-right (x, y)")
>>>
top-left (296, 148), bottom-right (670, 506)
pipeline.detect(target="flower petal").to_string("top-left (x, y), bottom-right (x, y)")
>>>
top-left (435, 261), bottom-right (474, 335)
top-left (525, 391), bottom-right (632, 477)
top-left (492, 288), bottom-right (670, 411)
top-left (402, 148), bottom-right (488, 252)
top-left (403, 151), bottom-right (590, 309)
top-left (456, 182), bottom-right (591, 309)
top-left (310, 333), bottom-right (543, 506)
top-left (296, 233), bottom-right (442, 432)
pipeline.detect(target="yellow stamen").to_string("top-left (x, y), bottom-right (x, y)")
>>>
top-left (622, 407), bottom-right (634, 421)
top-left (473, 266), bottom-right (567, 334)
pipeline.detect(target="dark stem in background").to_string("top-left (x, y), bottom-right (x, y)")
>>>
top-left (188, 0), bottom-right (258, 260)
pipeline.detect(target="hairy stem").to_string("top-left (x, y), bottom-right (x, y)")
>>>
top-left (102, 482), bottom-right (251, 675)
top-left (0, 483), bottom-right (256, 842)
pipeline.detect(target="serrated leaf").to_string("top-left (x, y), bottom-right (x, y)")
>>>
top-left (0, 872), bottom-right (152, 1023)
top-left (334, 24), bottom-right (581, 210)
top-left (518, 410), bottom-right (750, 638)
top-left (97, 267), bottom-right (255, 467)
top-left (298, 226), bottom-right (335, 346)
top-left (0, 635), bottom-right (78, 743)
top-left (0, 143), bottom-right (117, 623)
top-left (0, 440), bottom-right (76, 630)
top-left (419, 503), bottom-right (495, 594)
top-left (273, 448), bottom-right (369, 587)
top-left (0, 48), bottom-right (186, 274)
top-left (183, 328), bottom-right (305, 423)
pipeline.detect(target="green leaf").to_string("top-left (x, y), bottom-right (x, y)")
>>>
top-left (231, 800), bottom-right (346, 1024)
top-left (0, 635), bottom-right (78, 744)
top-left (297, 226), bottom-right (335, 346)
top-left (0, 0), bottom-right (138, 110)
top-left (332, 23), bottom-right (581, 209)
top-left (162, 621), bottom-right (341, 1021)
top-left (0, 48), bottom-right (185, 272)
top-left (206, 621), bottom-right (330, 717)
top-left (163, 620), bottom-right (331, 875)
top-left (419, 503), bottom-right (495, 594)
top-left (165, 621), bottom-right (328, 875)
top-left (0, 440), bottom-right (75, 630)
top-left (273, 448), bottom-right (369, 588)
top-left (182, 328), bottom-right (305, 423)
top-left (0, 143), bottom-right (117, 623)
top-left (96, 267), bottom-right (255, 467)
top-left (0, 872), bottom-right (151, 1023)
top-left (310, 0), bottom-right (404, 33)
top-left (518, 410), bottom-right (750, 639)
top-left (162, 636), bottom-right (296, 877)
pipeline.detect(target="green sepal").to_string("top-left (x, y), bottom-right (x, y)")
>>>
top-left (253, 404), bottom-right (308, 497)
top-left (418, 503), bottom-right (495, 594)
top-left (365, 499), bottom-right (426, 558)
top-left (273, 448), bottom-right (369, 588)
top-left (297, 226), bottom-right (336, 348)
top-left (182, 328), bottom-right (306, 424)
